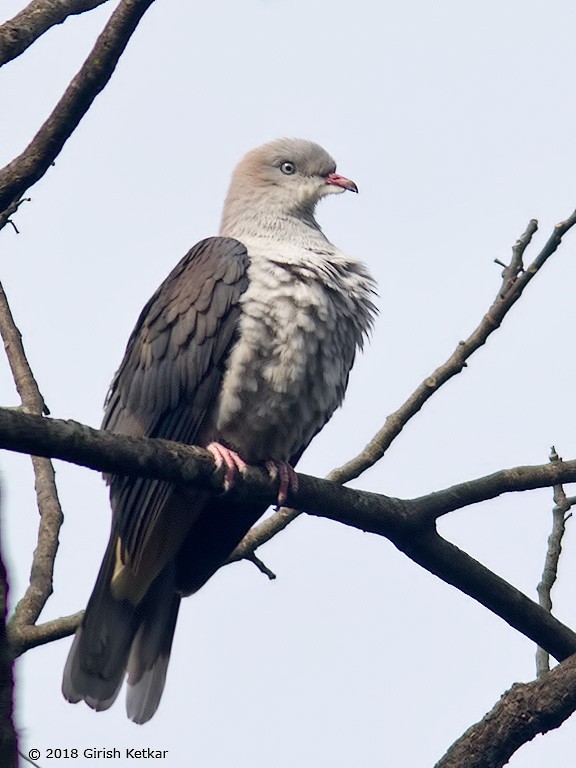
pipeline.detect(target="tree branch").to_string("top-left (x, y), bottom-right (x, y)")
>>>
top-left (0, 283), bottom-right (48, 415)
top-left (0, 197), bottom-right (30, 234)
top-left (240, 215), bottom-right (576, 559)
top-left (329, 215), bottom-right (576, 485)
top-left (0, 494), bottom-right (18, 768)
top-left (8, 611), bottom-right (83, 655)
top-left (2, 407), bottom-right (576, 659)
top-left (410, 461), bottom-right (576, 522)
top-left (536, 447), bottom-right (573, 677)
top-left (436, 652), bottom-right (576, 768)
top-left (0, 0), bottom-right (157, 214)
top-left (0, 283), bottom-right (65, 634)
top-left (0, 0), bottom-right (111, 67)
top-left (396, 531), bottom-right (576, 663)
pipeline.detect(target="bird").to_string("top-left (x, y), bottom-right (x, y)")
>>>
top-left (62, 137), bottom-right (377, 723)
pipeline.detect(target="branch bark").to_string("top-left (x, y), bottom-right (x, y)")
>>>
top-left (1, 407), bottom-right (576, 661)
top-left (436, 652), bottom-right (576, 768)
top-left (535, 447), bottom-right (572, 677)
top-left (0, 283), bottom-right (65, 636)
top-left (243, 214), bottom-right (576, 552)
top-left (0, 0), bottom-right (111, 67)
top-left (0, 0), bottom-right (157, 214)
top-left (0, 495), bottom-right (18, 768)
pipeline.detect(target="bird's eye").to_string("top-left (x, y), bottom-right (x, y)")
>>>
top-left (280, 161), bottom-right (296, 175)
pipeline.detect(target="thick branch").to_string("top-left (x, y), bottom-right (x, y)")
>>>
top-left (2, 407), bottom-right (576, 660)
top-left (0, 0), bottom-right (110, 67)
top-left (436, 652), bottom-right (576, 768)
top-left (0, 0), bottom-right (156, 214)
top-left (395, 531), bottom-right (576, 663)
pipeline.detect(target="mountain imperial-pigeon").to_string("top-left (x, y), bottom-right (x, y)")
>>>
top-left (62, 137), bottom-right (377, 723)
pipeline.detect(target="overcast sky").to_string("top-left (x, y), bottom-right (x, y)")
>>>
top-left (2, 0), bottom-right (576, 765)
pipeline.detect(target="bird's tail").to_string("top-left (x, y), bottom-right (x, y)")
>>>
top-left (126, 577), bottom-right (180, 723)
top-left (62, 533), bottom-right (180, 723)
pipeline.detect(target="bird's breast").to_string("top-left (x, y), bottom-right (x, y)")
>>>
top-left (214, 246), bottom-right (374, 464)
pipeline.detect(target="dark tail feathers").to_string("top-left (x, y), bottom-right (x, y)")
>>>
top-left (62, 535), bottom-right (181, 724)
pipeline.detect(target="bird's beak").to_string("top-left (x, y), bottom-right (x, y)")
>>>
top-left (325, 172), bottom-right (358, 193)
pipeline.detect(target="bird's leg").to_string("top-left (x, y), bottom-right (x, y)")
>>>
top-left (265, 461), bottom-right (299, 507)
top-left (207, 442), bottom-right (248, 492)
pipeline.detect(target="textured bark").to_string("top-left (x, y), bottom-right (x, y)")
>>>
top-left (0, 0), bottom-right (157, 213)
top-left (0, 499), bottom-right (17, 768)
top-left (2, 406), bottom-right (576, 663)
top-left (436, 653), bottom-right (576, 768)
top-left (0, 0), bottom-right (110, 67)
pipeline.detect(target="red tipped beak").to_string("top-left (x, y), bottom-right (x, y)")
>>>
top-left (325, 172), bottom-right (358, 193)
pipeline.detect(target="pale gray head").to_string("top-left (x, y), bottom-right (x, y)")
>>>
top-left (220, 138), bottom-right (357, 236)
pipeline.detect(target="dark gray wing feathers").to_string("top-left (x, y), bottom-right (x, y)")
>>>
top-left (63, 237), bottom-right (249, 721)
top-left (103, 236), bottom-right (249, 559)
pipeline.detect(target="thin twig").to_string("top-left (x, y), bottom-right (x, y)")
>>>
top-left (0, 283), bottom-right (64, 631)
top-left (228, 505), bottom-right (300, 564)
top-left (0, 0), bottom-right (157, 214)
top-left (19, 750), bottom-right (43, 768)
top-left (245, 553), bottom-right (276, 581)
top-left (536, 446), bottom-right (573, 677)
top-left (0, 197), bottom-right (30, 234)
top-left (0, 0), bottom-right (111, 67)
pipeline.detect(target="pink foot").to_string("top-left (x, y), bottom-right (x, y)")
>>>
top-left (266, 461), bottom-right (299, 507)
top-left (207, 442), bottom-right (248, 492)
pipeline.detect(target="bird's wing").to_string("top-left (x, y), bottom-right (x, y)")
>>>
top-left (102, 236), bottom-right (249, 586)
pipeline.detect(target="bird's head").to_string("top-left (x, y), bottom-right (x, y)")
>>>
top-left (222, 138), bottom-right (357, 228)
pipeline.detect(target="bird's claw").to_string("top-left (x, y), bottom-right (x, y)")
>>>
top-left (266, 460), bottom-right (299, 507)
top-left (207, 442), bottom-right (248, 492)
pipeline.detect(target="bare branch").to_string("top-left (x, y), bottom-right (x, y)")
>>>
top-left (5, 409), bottom-right (576, 531)
top-left (329, 215), bottom-right (576, 485)
top-left (536, 447), bottom-right (573, 677)
top-left (8, 611), bottom-right (83, 655)
top-left (0, 0), bottom-right (157, 215)
top-left (0, 283), bottom-right (48, 415)
top-left (237, 215), bottom-right (576, 561)
top-left (0, 0), bottom-right (111, 67)
top-left (19, 749), bottom-right (43, 768)
top-left (229, 505), bottom-right (300, 564)
top-left (0, 282), bottom-right (65, 634)
top-left (244, 552), bottom-right (276, 581)
top-left (0, 496), bottom-right (18, 768)
top-left (0, 197), bottom-right (30, 234)
top-left (2, 408), bottom-right (576, 660)
top-left (0, 408), bottom-right (224, 491)
top-left (436, 652), bottom-right (576, 768)
top-left (397, 530), bottom-right (576, 664)
top-left (411, 461), bottom-right (576, 523)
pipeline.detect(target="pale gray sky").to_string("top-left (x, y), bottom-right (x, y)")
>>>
top-left (2, 0), bottom-right (576, 765)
